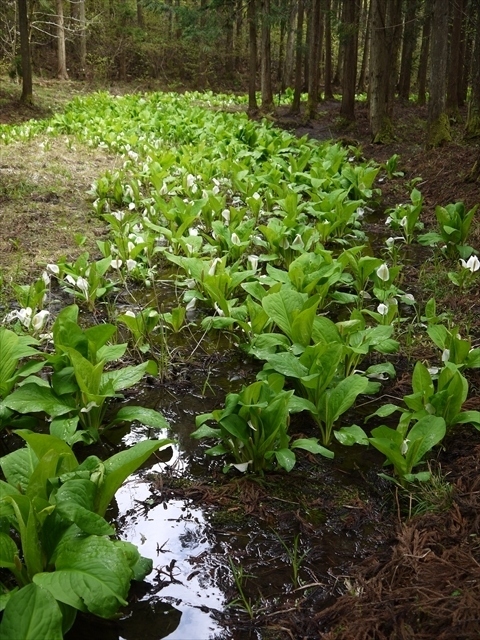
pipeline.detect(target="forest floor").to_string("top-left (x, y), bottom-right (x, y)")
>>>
top-left (1, 78), bottom-right (480, 639)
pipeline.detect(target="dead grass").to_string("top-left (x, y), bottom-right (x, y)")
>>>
top-left (0, 134), bottom-right (119, 289)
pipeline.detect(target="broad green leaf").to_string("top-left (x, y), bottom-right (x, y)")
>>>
top-left (334, 425), bottom-right (369, 446)
top-left (190, 424), bottom-right (222, 439)
top-left (0, 532), bottom-right (19, 571)
top-left (411, 361), bottom-right (434, 397)
top-left (55, 479), bottom-right (114, 535)
top-left (0, 583), bottom-right (63, 640)
top-left (0, 447), bottom-right (38, 492)
top-left (406, 415), bottom-right (446, 467)
top-left (33, 535), bottom-right (132, 617)
top-left (323, 375), bottom-right (369, 424)
top-left (0, 329), bottom-right (41, 398)
top-left (16, 430), bottom-right (78, 470)
top-left (96, 439), bottom-right (172, 517)
top-left (114, 540), bottom-right (152, 581)
top-left (109, 406), bottom-right (169, 429)
top-left (266, 352), bottom-right (309, 379)
top-left (291, 438), bottom-right (334, 458)
top-left (274, 448), bottom-right (296, 472)
top-left (4, 384), bottom-right (75, 418)
top-left (262, 288), bottom-right (308, 340)
top-left (101, 361), bottom-right (150, 392)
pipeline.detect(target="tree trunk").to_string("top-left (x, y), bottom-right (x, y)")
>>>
top-left (79, 0), bottom-right (86, 77)
top-left (283, 0), bottom-right (297, 90)
top-left (340, 0), bottom-right (358, 121)
top-left (357, 0), bottom-right (371, 93)
top-left (137, 0), bottom-right (145, 28)
top-left (291, 0), bottom-right (304, 113)
top-left (235, 0), bottom-right (244, 72)
top-left (446, 0), bottom-right (464, 117)
top-left (369, 0), bottom-right (399, 142)
top-left (427, 0), bottom-right (451, 147)
top-left (248, 0), bottom-right (258, 112)
top-left (465, 2), bottom-right (480, 138)
top-left (56, 0), bottom-right (69, 80)
top-left (260, 0), bottom-right (274, 112)
top-left (398, 0), bottom-right (418, 101)
top-left (324, 0), bottom-right (333, 98)
top-left (417, 0), bottom-right (432, 105)
top-left (307, 0), bottom-right (322, 119)
top-left (18, 0), bottom-right (32, 104)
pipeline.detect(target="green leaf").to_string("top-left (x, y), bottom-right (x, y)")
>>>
top-left (0, 447), bottom-right (38, 492)
top-left (4, 384), bottom-right (75, 418)
top-left (406, 415), bottom-right (446, 468)
top-left (0, 583), bottom-right (63, 640)
top-left (334, 425), bottom-right (369, 446)
top-left (0, 532), bottom-right (19, 571)
top-left (55, 479), bottom-right (114, 536)
top-left (411, 361), bottom-right (434, 397)
top-left (96, 439), bottom-right (172, 517)
top-left (109, 406), bottom-right (169, 429)
top-left (34, 535), bottom-right (132, 617)
top-left (291, 438), bottom-right (334, 458)
top-left (324, 375), bottom-right (369, 424)
top-left (101, 361), bottom-right (150, 392)
top-left (274, 449), bottom-right (296, 472)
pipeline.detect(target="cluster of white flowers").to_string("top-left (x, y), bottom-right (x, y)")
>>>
top-left (4, 307), bottom-right (50, 333)
top-left (460, 255), bottom-right (480, 273)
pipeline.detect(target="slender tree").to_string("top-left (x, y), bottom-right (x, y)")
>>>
top-left (398, 0), bottom-right (419, 101)
top-left (417, 0), bottom-right (432, 105)
top-left (56, 0), bottom-right (69, 80)
top-left (369, 0), bottom-right (400, 142)
top-left (18, 0), bottom-right (32, 103)
top-left (427, 0), bottom-right (451, 146)
top-left (324, 0), bottom-right (333, 98)
top-left (260, 0), bottom-right (274, 111)
top-left (465, 2), bottom-right (480, 138)
top-left (248, 0), bottom-right (258, 112)
top-left (339, 0), bottom-right (358, 121)
top-left (306, 0), bottom-right (322, 119)
top-left (290, 0), bottom-right (304, 113)
top-left (446, 0), bottom-right (464, 117)
top-left (357, 0), bottom-right (371, 93)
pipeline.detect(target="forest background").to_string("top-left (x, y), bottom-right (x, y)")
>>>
top-left (1, 0), bottom-right (480, 154)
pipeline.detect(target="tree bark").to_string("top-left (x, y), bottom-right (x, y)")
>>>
top-left (248, 0), bottom-right (258, 112)
top-left (398, 0), bottom-right (418, 101)
top-left (307, 0), bottom-right (322, 119)
top-left (427, 0), bottom-right (451, 147)
top-left (417, 0), bottom-right (432, 105)
top-left (465, 2), bottom-right (480, 138)
top-left (56, 0), bottom-right (69, 80)
top-left (291, 0), bottom-right (304, 113)
top-left (324, 0), bottom-right (333, 98)
top-left (18, 0), bottom-right (32, 104)
top-left (340, 0), bottom-right (358, 121)
top-left (79, 0), bottom-right (86, 77)
top-left (357, 0), bottom-right (371, 93)
top-left (369, 0), bottom-right (399, 142)
top-left (446, 0), bottom-right (464, 117)
top-left (260, 0), bottom-right (274, 112)
top-left (283, 0), bottom-right (297, 90)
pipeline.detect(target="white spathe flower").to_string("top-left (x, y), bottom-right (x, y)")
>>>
top-left (247, 255), bottom-right (259, 272)
top-left (231, 461), bottom-right (251, 473)
top-left (128, 202), bottom-right (136, 210)
top-left (403, 293), bottom-right (416, 303)
top-left (32, 310), bottom-right (50, 332)
top-left (46, 263), bottom-right (60, 276)
top-left (441, 348), bottom-right (450, 363)
top-left (112, 210), bottom-right (125, 221)
top-left (214, 302), bottom-right (225, 317)
top-left (400, 216), bottom-right (408, 228)
top-left (356, 207), bottom-right (365, 219)
top-left (189, 227), bottom-right (199, 237)
top-left (185, 297), bottom-right (197, 311)
top-left (76, 277), bottom-right (89, 296)
top-left (124, 310), bottom-right (136, 317)
top-left (212, 185), bottom-right (220, 195)
top-left (186, 173), bottom-right (196, 188)
top-left (126, 259), bottom-right (137, 271)
top-left (400, 439), bottom-right (410, 456)
top-left (18, 307), bottom-right (33, 328)
top-left (376, 263), bottom-right (390, 282)
top-left (460, 255), bottom-right (480, 273)
top-left (386, 236), bottom-right (403, 247)
top-left (110, 259), bottom-right (123, 269)
top-left (279, 237), bottom-right (290, 250)
top-left (377, 303), bottom-right (389, 316)
top-left (252, 192), bottom-right (261, 200)
top-left (127, 241), bottom-right (135, 253)
top-left (291, 234), bottom-right (305, 250)
top-left (65, 274), bottom-right (76, 286)
top-left (385, 216), bottom-right (392, 226)
top-left (231, 233), bottom-right (241, 246)
top-left (185, 243), bottom-right (194, 255)
top-left (221, 209), bottom-right (231, 224)
top-left (208, 257), bottom-right (222, 276)
top-left (41, 271), bottom-right (50, 286)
